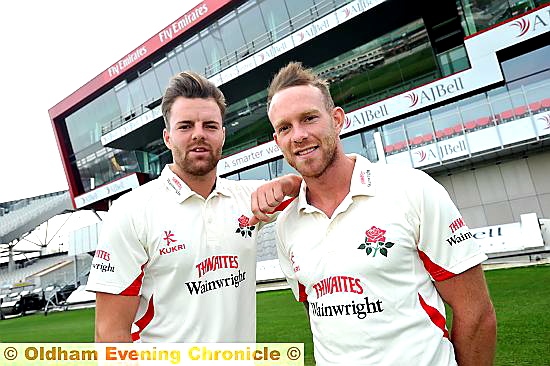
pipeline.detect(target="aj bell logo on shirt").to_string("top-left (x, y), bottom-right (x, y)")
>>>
top-left (159, 230), bottom-right (187, 256)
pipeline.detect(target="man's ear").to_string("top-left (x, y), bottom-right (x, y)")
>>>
top-left (163, 128), bottom-right (172, 150)
top-left (222, 126), bottom-right (226, 147)
top-left (273, 132), bottom-right (280, 146)
top-left (332, 107), bottom-right (346, 134)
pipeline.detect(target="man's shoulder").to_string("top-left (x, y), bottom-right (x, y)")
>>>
top-left (110, 177), bottom-right (165, 210)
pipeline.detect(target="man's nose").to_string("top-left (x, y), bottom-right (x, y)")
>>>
top-left (192, 125), bottom-right (206, 140)
top-left (291, 124), bottom-right (308, 143)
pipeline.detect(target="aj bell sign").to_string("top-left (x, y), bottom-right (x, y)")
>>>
top-left (404, 77), bottom-right (465, 108)
top-left (411, 135), bottom-right (468, 168)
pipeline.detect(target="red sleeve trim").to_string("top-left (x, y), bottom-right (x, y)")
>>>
top-left (131, 295), bottom-right (155, 342)
top-left (417, 250), bottom-right (456, 281)
top-left (418, 293), bottom-right (449, 339)
top-left (119, 263), bottom-right (147, 296)
top-left (298, 282), bottom-right (307, 302)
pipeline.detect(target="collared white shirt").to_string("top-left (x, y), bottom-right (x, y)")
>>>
top-left (276, 154), bottom-right (487, 365)
top-left (87, 165), bottom-right (263, 342)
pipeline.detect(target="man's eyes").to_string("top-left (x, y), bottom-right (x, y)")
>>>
top-left (278, 125), bottom-right (290, 133)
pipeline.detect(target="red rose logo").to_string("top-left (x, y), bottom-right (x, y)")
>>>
top-left (365, 226), bottom-right (386, 243)
top-left (235, 214), bottom-right (255, 238)
top-left (238, 215), bottom-right (250, 228)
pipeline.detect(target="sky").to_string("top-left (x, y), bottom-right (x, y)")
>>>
top-left (0, 0), bottom-right (201, 203)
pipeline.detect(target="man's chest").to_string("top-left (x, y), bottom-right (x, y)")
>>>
top-left (143, 197), bottom-right (258, 278)
top-left (284, 199), bottom-right (420, 289)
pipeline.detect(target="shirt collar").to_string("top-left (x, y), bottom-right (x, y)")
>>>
top-left (162, 165), bottom-right (231, 203)
top-left (297, 153), bottom-right (376, 213)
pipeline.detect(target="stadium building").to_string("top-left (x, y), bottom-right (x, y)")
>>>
top-left (49, 0), bottom-right (550, 261)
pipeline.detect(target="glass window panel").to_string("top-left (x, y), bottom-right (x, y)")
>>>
top-left (458, 95), bottom-right (493, 127)
top-left (238, 163), bottom-right (271, 180)
top-left (184, 35), bottom-right (208, 74)
top-left (127, 78), bottom-right (147, 111)
top-left (65, 90), bottom-right (121, 154)
top-left (237, 1), bottom-right (269, 52)
top-left (342, 133), bottom-right (364, 155)
top-left (140, 68), bottom-right (161, 103)
top-left (115, 84), bottom-right (133, 116)
top-left (488, 89), bottom-right (515, 121)
top-left (404, 113), bottom-right (434, 145)
top-left (381, 121), bottom-right (407, 151)
top-left (225, 173), bottom-right (240, 181)
top-left (154, 58), bottom-right (174, 92)
top-left (201, 25), bottom-right (227, 73)
top-left (258, 0), bottom-right (291, 41)
top-left (431, 106), bottom-right (462, 140)
top-left (523, 76), bottom-right (550, 106)
top-left (285, 0), bottom-right (316, 30)
top-left (218, 11), bottom-right (246, 59)
top-left (267, 158), bottom-right (293, 178)
top-left (502, 45), bottom-right (550, 82)
top-left (174, 45), bottom-right (190, 71)
top-left (168, 54), bottom-right (182, 75)
top-left (362, 130), bottom-right (379, 162)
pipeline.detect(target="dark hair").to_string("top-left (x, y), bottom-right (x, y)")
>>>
top-left (161, 71), bottom-right (226, 128)
top-left (267, 61), bottom-right (334, 112)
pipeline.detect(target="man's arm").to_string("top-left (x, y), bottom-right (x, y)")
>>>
top-left (250, 174), bottom-right (301, 225)
top-left (435, 265), bottom-right (497, 366)
top-left (95, 292), bottom-right (140, 342)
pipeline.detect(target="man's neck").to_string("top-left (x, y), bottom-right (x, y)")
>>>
top-left (169, 165), bottom-right (217, 199)
top-left (304, 153), bottom-right (355, 218)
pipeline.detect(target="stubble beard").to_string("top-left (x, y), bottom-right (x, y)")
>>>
top-left (173, 146), bottom-right (222, 177)
top-left (285, 132), bottom-right (338, 179)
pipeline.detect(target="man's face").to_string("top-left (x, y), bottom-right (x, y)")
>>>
top-left (163, 97), bottom-right (225, 177)
top-left (269, 85), bottom-right (343, 178)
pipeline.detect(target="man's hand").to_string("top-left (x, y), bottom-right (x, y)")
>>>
top-left (250, 174), bottom-right (301, 225)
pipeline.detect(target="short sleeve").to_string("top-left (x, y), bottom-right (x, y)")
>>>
top-left (86, 196), bottom-right (149, 296)
top-left (275, 221), bottom-right (306, 302)
top-left (416, 172), bottom-right (487, 281)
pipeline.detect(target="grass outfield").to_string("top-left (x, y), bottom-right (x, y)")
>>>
top-left (0, 265), bottom-right (548, 365)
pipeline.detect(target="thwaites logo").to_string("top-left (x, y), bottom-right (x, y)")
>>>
top-left (186, 255), bottom-right (245, 295)
top-left (405, 77), bottom-right (464, 108)
top-left (312, 275), bottom-right (363, 299)
top-left (92, 249), bottom-right (115, 272)
top-left (509, 10), bottom-right (549, 37)
top-left (446, 217), bottom-right (473, 246)
top-left (159, 230), bottom-right (187, 256)
top-left (95, 249), bottom-right (110, 261)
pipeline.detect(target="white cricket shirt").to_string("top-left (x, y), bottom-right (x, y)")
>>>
top-left (276, 154), bottom-right (487, 365)
top-left (87, 165), bottom-right (262, 342)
